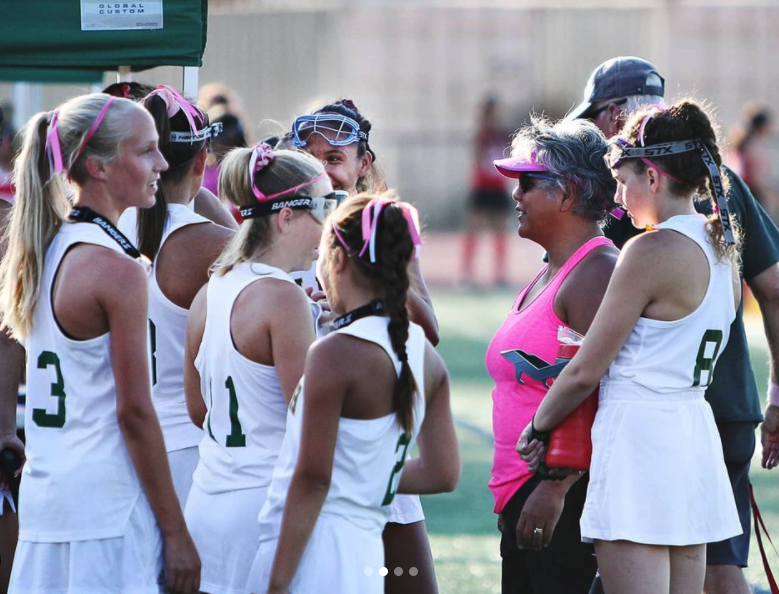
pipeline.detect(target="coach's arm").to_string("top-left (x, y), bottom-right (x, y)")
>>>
top-left (749, 264), bottom-right (779, 469)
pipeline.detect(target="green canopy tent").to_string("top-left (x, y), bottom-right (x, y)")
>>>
top-left (0, 0), bottom-right (207, 124)
top-left (0, 67), bottom-right (104, 85)
top-left (0, 0), bottom-right (207, 74)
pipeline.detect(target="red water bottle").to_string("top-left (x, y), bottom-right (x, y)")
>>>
top-left (544, 333), bottom-right (599, 471)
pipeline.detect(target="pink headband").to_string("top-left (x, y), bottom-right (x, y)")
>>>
top-left (334, 197), bottom-right (422, 264)
top-left (46, 110), bottom-right (65, 176)
top-left (248, 142), bottom-right (326, 202)
top-left (637, 106), bottom-right (684, 184)
top-left (45, 96), bottom-right (115, 178)
top-left (141, 85), bottom-right (204, 137)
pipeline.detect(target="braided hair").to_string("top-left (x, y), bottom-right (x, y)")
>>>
top-left (329, 193), bottom-right (418, 433)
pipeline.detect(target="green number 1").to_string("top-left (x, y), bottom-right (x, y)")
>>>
top-left (692, 329), bottom-right (723, 387)
top-left (225, 376), bottom-right (246, 448)
top-left (32, 351), bottom-right (67, 428)
top-left (381, 433), bottom-right (412, 506)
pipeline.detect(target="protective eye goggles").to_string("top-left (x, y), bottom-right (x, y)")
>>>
top-left (240, 193), bottom-right (338, 224)
top-left (292, 114), bottom-right (368, 148)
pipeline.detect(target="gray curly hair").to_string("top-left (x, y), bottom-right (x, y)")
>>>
top-left (510, 115), bottom-right (617, 221)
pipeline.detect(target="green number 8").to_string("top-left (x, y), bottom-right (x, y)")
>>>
top-left (692, 329), bottom-right (723, 387)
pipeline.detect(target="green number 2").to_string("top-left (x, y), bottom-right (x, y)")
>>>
top-left (381, 433), bottom-right (412, 506)
top-left (32, 351), bottom-right (67, 428)
top-left (692, 329), bottom-right (723, 387)
top-left (225, 376), bottom-right (246, 448)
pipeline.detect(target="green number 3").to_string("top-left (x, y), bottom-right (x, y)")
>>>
top-left (692, 329), bottom-right (723, 387)
top-left (32, 351), bottom-right (67, 428)
top-left (381, 433), bottom-right (411, 506)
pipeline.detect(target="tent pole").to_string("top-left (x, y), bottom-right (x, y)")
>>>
top-left (182, 67), bottom-right (199, 100)
top-left (117, 66), bottom-right (132, 82)
top-left (11, 83), bottom-right (41, 129)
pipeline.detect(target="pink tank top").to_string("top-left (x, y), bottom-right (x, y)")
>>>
top-left (485, 236), bottom-right (614, 513)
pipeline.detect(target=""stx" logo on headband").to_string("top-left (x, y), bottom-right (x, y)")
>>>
top-left (622, 140), bottom-right (701, 158)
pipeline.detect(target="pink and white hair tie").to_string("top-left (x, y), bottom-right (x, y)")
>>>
top-left (141, 85), bottom-right (204, 138)
top-left (358, 197), bottom-right (422, 263)
top-left (249, 142), bottom-right (275, 200)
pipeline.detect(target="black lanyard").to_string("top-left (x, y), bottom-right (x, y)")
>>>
top-left (68, 206), bottom-right (141, 259)
top-left (331, 300), bottom-right (386, 331)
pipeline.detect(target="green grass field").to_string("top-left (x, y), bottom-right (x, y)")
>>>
top-left (421, 288), bottom-right (778, 594)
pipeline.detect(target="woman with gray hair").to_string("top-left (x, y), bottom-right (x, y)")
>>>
top-left (485, 116), bottom-right (618, 594)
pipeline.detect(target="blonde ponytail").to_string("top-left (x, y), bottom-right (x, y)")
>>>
top-left (0, 112), bottom-right (70, 339)
top-left (0, 93), bottom-right (142, 339)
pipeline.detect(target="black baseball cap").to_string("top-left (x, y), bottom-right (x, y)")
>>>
top-left (567, 56), bottom-right (665, 120)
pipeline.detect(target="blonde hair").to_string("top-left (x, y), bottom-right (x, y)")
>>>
top-left (211, 148), bottom-right (325, 276)
top-left (0, 93), bottom-right (141, 339)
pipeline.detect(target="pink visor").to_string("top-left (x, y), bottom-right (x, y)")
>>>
top-left (493, 156), bottom-right (549, 179)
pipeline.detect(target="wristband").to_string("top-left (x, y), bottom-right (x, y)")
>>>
top-left (769, 380), bottom-right (779, 408)
top-left (530, 416), bottom-right (550, 444)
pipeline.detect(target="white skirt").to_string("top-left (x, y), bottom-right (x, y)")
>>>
top-left (184, 483), bottom-right (268, 594)
top-left (9, 496), bottom-right (162, 594)
top-left (168, 446), bottom-right (199, 508)
top-left (388, 494), bottom-right (425, 524)
top-left (580, 382), bottom-right (742, 546)
top-left (246, 514), bottom-right (384, 594)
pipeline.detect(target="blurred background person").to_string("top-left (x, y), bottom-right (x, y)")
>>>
top-left (728, 105), bottom-right (779, 220)
top-left (203, 113), bottom-right (248, 198)
top-left (461, 96), bottom-right (512, 287)
top-left (198, 83), bottom-right (249, 224)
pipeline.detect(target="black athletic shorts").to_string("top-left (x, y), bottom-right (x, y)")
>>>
top-left (500, 474), bottom-right (597, 594)
top-left (469, 188), bottom-right (512, 213)
top-left (707, 421), bottom-right (757, 567)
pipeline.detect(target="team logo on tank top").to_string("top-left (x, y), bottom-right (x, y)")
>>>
top-left (500, 349), bottom-right (570, 389)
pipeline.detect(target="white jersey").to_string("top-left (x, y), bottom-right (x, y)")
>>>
top-left (20, 223), bottom-right (142, 542)
top-left (289, 263), bottom-right (318, 292)
top-left (122, 204), bottom-right (210, 452)
top-left (192, 262), bottom-right (318, 494)
top-left (605, 214), bottom-right (736, 393)
top-left (258, 316), bottom-right (427, 540)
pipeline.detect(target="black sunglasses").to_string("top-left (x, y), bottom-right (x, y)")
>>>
top-left (587, 98), bottom-right (628, 120)
top-left (518, 173), bottom-right (557, 193)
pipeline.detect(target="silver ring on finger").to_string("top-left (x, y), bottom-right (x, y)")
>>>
top-left (532, 527), bottom-right (544, 535)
